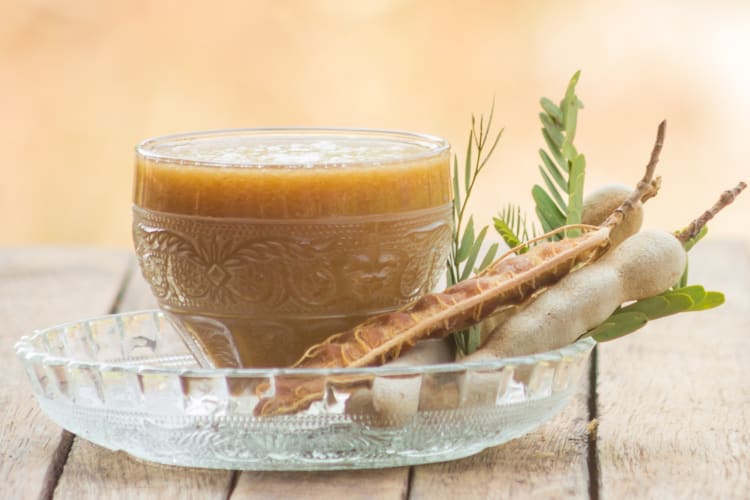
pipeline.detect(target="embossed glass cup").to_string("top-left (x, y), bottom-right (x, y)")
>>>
top-left (133, 128), bottom-right (452, 368)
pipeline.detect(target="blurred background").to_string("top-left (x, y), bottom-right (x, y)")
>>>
top-left (2, 0), bottom-right (748, 247)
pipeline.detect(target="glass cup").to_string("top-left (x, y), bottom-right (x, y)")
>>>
top-left (133, 128), bottom-right (452, 368)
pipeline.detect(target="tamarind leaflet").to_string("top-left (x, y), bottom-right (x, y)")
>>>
top-left (685, 290), bottom-right (725, 311)
top-left (588, 312), bottom-right (649, 343)
top-left (584, 285), bottom-right (725, 343)
top-left (619, 293), bottom-right (694, 320)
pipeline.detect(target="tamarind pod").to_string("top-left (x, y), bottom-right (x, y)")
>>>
top-left (295, 225), bottom-right (607, 370)
top-left (254, 226), bottom-right (611, 416)
top-left (345, 181), bottom-right (747, 423)
top-left (270, 123), bottom-right (664, 377)
top-left (581, 183), bottom-right (646, 246)
top-left (478, 182), bottom-right (650, 343)
top-left (254, 122), bottom-right (667, 417)
top-left (471, 230), bottom-right (687, 360)
top-left (475, 180), bottom-right (746, 360)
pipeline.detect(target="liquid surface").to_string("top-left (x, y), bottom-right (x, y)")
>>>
top-left (140, 134), bottom-right (435, 166)
top-left (134, 134), bottom-right (451, 218)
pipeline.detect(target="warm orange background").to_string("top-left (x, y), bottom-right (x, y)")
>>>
top-left (2, 0), bottom-right (748, 247)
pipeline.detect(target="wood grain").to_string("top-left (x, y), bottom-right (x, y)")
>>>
top-left (4, 242), bottom-right (749, 498)
top-left (54, 446), bottom-right (234, 500)
top-left (117, 262), bottom-right (158, 311)
top-left (407, 361), bottom-right (594, 499)
top-left (596, 240), bottom-right (750, 498)
top-left (0, 248), bottom-right (130, 499)
top-left (53, 263), bottom-right (235, 500)
top-left (234, 469), bottom-right (409, 500)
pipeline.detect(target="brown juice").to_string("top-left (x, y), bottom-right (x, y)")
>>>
top-left (135, 153), bottom-right (451, 217)
top-left (133, 130), bottom-right (452, 368)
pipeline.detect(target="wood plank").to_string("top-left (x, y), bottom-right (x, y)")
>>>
top-left (408, 361), bottom-right (593, 499)
top-left (597, 240), bottom-right (750, 498)
top-left (117, 261), bottom-right (158, 311)
top-left (0, 248), bottom-right (131, 500)
top-left (53, 447), bottom-right (235, 500)
top-left (53, 262), bottom-right (235, 500)
top-left (234, 469), bottom-right (409, 499)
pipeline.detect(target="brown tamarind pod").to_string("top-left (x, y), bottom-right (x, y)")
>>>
top-left (254, 122), bottom-right (667, 417)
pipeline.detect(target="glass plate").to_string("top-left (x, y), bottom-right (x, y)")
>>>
top-left (14, 310), bottom-right (594, 470)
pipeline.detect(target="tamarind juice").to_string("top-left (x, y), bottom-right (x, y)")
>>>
top-left (133, 129), bottom-right (452, 368)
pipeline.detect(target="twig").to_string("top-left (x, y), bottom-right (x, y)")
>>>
top-left (603, 120), bottom-right (666, 229)
top-left (676, 181), bottom-right (747, 243)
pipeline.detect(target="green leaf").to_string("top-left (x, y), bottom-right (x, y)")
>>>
top-left (446, 265), bottom-right (457, 287)
top-left (478, 242), bottom-right (500, 272)
top-left (562, 109), bottom-right (578, 148)
top-left (589, 311), bottom-right (649, 343)
top-left (683, 225), bottom-right (709, 253)
top-left (618, 296), bottom-right (670, 315)
top-left (533, 71), bottom-right (586, 235)
top-left (539, 149), bottom-right (568, 194)
top-left (561, 141), bottom-right (578, 161)
top-left (689, 291), bottom-right (724, 311)
top-left (542, 128), bottom-right (569, 174)
top-left (457, 215), bottom-right (475, 263)
top-left (452, 153), bottom-right (461, 217)
top-left (460, 226), bottom-right (488, 281)
top-left (565, 154), bottom-right (586, 237)
top-left (480, 128), bottom-right (504, 171)
top-left (538, 166), bottom-right (567, 213)
top-left (540, 97), bottom-right (563, 125)
top-left (678, 260), bottom-right (690, 289)
top-left (494, 216), bottom-right (521, 249)
top-left (562, 70), bottom-right (581, 141)
top-left (588, 285), bottom-right (726, 345)
top-left (453, 332), bottom-right (467, 356)
top-left (448, 104), bottom-right (505, 355)
top-left (539, 114), bottom-right (563, 149)
top-left (665, 293), bottom-right (697, 313)
top-left (495, 205), bottom-right (535, 254)
top-left (665, 285), bottom-right (706, 304)
top-left (586, 285), bottom-right (724, 342)
top-left (466, 324), bottom-right (482, 354)
top-left (619, 293), bottom-right (693, 319)
top-left (535, 206), bottom-right (556, 236)
top-left (484, 98), bottom-right (495, 144)
top-left (532, 185), bottom-right (566, 232)
top-left (464, 128), bottom-right (473, 193)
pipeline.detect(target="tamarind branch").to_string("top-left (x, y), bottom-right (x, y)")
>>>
top-left (602, 120), bottom-right (666, 230)
top-left (676, 181), bottom-right (747, 244)
top-left (491, 121), bottom-right (667, 267)
top-left (640, 120), bottom-right (666, 194)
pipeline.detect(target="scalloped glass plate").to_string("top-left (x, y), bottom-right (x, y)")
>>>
top-left (14, 310), bottom-right (594, 470)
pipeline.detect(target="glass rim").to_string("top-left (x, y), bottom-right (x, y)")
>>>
top-left (135, 127), bottom-right (451, 168)
top-left (15, 309), bottom-right (596, 378)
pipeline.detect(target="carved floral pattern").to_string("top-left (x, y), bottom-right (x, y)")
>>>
top-left (132, 205), bottom-right (452, 317)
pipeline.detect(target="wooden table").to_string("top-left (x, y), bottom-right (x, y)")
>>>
top-left (2, 242), bottom-right (749, 499)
